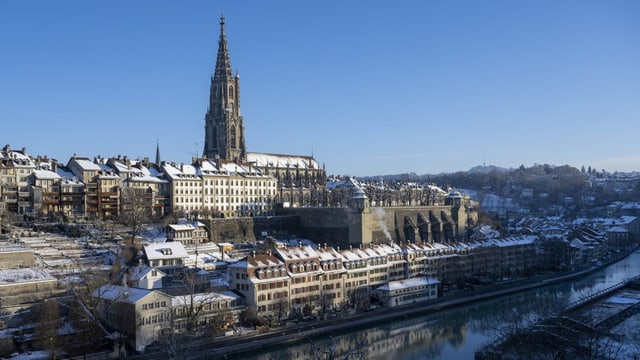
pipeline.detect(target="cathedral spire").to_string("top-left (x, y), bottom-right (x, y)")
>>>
top-left (155, 140), bottom-right (161, 165)
top-left (203, 15), bottom-right (246, 163)
top-left (215, 14), bottom-right (232, 80)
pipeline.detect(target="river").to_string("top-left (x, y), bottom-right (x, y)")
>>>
top-left (230, 250), bottom-right (640, 360)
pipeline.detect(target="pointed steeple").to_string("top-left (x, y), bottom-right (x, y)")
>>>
top-left (155, 140), bottom-right (161, 165)
top-left (203, 15), bottom-right (246, 163)
top-left (214, 14), bottom-right (232, 80)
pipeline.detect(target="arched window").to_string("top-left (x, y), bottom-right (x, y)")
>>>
top-left (230, 126), bottom-right (236, 149)
top-left (229, 85), bottom-right (234, 99)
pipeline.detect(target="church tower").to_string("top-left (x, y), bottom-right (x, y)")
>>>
top-left (203, 15), bottom-right (246, 163)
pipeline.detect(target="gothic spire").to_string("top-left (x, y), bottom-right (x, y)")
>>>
top-left (215, 14), bottom-right (232, 80)
top-left (204, 15), bottom-right (246, 163)
top-left (155, 140), bottom-right (161, 165)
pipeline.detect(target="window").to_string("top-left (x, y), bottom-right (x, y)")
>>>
top-left (230, 127), bottom-right (237, 148)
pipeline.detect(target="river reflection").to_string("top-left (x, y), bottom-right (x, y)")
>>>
top-left (232, 251), bottom-right (640, 360)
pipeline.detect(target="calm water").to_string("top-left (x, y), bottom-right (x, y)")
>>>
top-left (232, 250), bottom-right (640, 360)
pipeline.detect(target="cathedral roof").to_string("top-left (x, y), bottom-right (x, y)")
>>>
top-left (247, 152), bottom-right (320, 170)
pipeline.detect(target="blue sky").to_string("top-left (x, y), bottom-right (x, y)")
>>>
top-left (1, 1), bottom-right (639, 176)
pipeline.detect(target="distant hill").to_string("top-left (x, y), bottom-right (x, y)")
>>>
top-left (467, 165), bottom-right (512, 174)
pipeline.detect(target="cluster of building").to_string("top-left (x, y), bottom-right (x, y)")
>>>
top-left (1, 196), bottom-right (637, 354)
top-left (0, 145), bottom-right (326, 219)
top-left (86, 206), bottom-right (638, 352)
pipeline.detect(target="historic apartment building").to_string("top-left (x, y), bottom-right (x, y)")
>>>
top-left (4, 149), bottom-right (280, 220)
top-left (227, 236), bottom-right (540, 318)
top-left (1, 145), bottom-right (35, 214)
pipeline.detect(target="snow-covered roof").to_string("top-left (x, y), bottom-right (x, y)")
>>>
top-left (326, 177), bottom-right (361, 189)
top-left (92, 284), bottom-right (157, 303)
top-left (56, 168), bottom-right (83, 184)
top-left (144, 242), bottom-right (189, 260)
top-left (168, 219), bottom-right (206, 232)
top-left (607, 226), bottom-right (629, 233)
top-left (484, 235), bottom-right (538, 247)
top-left (110, 160), bottom-right (144, 175)
top-left (569, 238), bottom-right (591, 250)
top-left (171, 290), bottom-right (239, 307)
top-left (220, 162), bottom-right (248, 173)
top-left (339, 248), bottom-right (365, 261)
top-left (33, 169), bottom-right (61, 180)
top-left (126, 170), bottom-right (168, 184)
top-left (169, 223), bottom-right (201, 231)
top-left (73, 158), bottom-right (101, 171)
top-left (274, 245), bottom-right (320, 262)
top-left (315, 246), bottom-right (344, 262)
top-left (0, 149), bottom-right (35, 167)
top-left (228, 254), bottom-right (284, 270)
top-left (129, 265), bottom-right (165, 281)
top-left (247, 152), bottom-right (319, 170)
top-left (162, 163), bottom-right (201, 180)
top-left (376, 277), bottom-right (440, 291)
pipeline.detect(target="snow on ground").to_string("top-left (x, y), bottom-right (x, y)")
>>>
top-left (140, 226), bottom-right (167, 243)
top-left (610, 312), bottom-right (640, 358)
top-left (8, 351), bottom-right (49, 360)
top-left (0, 268), bottom-right (54, 284)
top-left (576, 289), bottom-right (640, 326)
top-left (605, 292), bottom-right (640, 305)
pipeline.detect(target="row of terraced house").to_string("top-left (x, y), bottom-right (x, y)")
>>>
top-left (1, 145), bottom-right (289, 219)
top-left (227, 237), bottom-right (542, 318)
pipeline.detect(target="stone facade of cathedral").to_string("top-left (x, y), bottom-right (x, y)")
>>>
top-left (202, 16), bottom-right (326, 207)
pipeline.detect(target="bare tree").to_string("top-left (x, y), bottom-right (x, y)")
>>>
top-left (273, 294), bottom-right (290, 325)
top-left (318, 288), bottom-right (333, 319)
top-left (170, 269), bottom-right (222, 335)
top-left (119, 187), bottom-right (151, 265)
top-left (153, 312), bottom-right (196, 360)
top-left (63, 261), bottom-right (120, 356)
top-left (309, 335), bottom-right (368, 360)
top-left (240, 307), bottom-right (261, 328)
top-left (37, 299), bottom-right (62, 360)
top-left (65, 299), bottom-right (108, 359)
